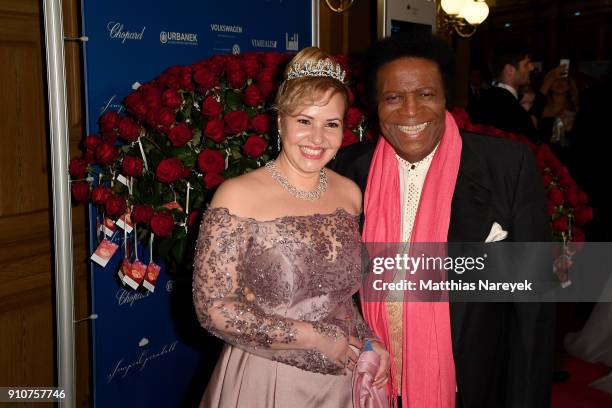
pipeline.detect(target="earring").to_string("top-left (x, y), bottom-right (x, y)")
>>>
top-left (277, 131), bottom-right (282, 152)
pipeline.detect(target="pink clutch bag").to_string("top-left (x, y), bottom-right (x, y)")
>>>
top-left (352, 346), bottom-right (390, 408)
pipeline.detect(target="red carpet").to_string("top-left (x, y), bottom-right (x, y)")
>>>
top-left (552, 356), bottom-right (612, 408)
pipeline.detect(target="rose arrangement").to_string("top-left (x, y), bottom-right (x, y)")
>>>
top-left (69, 52), bottom-right (590, 282)
top-left (451, 107), bottom-right (593, 243)
top-left (69, 52), bottom-right (368, 276)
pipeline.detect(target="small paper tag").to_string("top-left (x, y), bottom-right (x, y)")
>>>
top-left (116, 209), bottom-right (134, 233)
top-left (162, 201), bottom-right (183, 212)
top-left (118, 258), bottom-right (131, 282)
top-left (116, 174), bottom-right (130, 187)
top-left (101, 217), bottom-right (117, 237)
top-left (123, 260), bottom-right (146, 290)
top-left (91, 239), bottom-right (119, 267)
top-left (143, 262), bottom-right (161, 292)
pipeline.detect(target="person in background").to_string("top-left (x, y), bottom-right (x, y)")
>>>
top-left (193, 47), bottom-right (389, 408)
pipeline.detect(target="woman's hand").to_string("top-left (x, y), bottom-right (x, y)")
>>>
top-left (311, 322), bottom-right (361, 372)
top-left (370, 340), bottom-right (390, 388)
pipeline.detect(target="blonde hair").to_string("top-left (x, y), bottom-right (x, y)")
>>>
top-left (275, 47), bottom-right (348, 116)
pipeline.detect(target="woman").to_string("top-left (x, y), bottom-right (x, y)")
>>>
top-left (193, 47), bottom-right (389, 408)
top-left (539, 76), bottom-right (578, 164)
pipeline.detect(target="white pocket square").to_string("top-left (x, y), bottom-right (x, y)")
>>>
top-left (485, 222), bottom-right (508, 243)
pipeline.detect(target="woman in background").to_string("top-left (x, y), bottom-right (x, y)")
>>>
top-left (193, 47), bottom-right (389, 408)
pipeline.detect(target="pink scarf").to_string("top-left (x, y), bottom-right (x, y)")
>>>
top-left (361, 111), bottom-right (461, 408)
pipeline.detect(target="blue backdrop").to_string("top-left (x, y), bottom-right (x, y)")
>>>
top-left (81, 1), bottom-right (314, 406)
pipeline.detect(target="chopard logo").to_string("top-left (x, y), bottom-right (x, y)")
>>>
top-left (251, 39), bottom-right (277, 49)
top-left (285, 33), bottom-right (299, 51)
top-left (116, 288), bottom-right (150, 307)
top-left (210, 24), bottom-right (243, 33)
top-left (107, 22), bottom-right (145, 43)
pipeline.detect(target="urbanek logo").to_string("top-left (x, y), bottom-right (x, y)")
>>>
top-left (251, 39), bottom-right (277, 49)
top-left (159, 31), bottom-right (198, 46)
top-left (107, 22), bottom-right (145, 43)
top-left (210, 24), bottom-right (243, 34)
top-left (286, 33), bottom-right (299, 51)
top-left (232, 44), bottom-right (241, 54)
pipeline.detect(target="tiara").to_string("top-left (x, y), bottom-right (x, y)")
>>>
top-left (286, 59), bottom-right (346, 83)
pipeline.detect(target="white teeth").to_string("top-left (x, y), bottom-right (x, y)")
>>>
top-left (397, 122), bottom-right (430, 134)
top-left (300, 147), bottom-right (323, 156)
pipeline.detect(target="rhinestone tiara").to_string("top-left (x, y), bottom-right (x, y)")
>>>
top-left (286, 59), bottom-right (346, 83)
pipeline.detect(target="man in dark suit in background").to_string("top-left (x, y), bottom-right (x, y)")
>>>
top-left (468, 41), bottom-right (540, 143)
top-left (331, 34), bottom-right (554, 408)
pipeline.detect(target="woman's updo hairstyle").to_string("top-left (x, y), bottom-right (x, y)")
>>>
top-left (275, 47), bottom-right (348, 116)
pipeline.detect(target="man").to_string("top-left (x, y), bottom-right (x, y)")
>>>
top-left (331, 34), bottom-right (554, 408)
top-left (468, 41), bottom-right (539, 142)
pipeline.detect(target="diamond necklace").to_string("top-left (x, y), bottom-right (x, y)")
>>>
top-left (265, 160), bottom-right (327, 201)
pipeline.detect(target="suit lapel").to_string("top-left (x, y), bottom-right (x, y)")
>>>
top-left (448, 136), bottom-right (494, 352)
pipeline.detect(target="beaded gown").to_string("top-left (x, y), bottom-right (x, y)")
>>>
top-left (193, 207), bottom-right (373, 408)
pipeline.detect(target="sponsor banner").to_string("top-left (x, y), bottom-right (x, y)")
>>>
top-left (81, 1), bottom-right (314, 407)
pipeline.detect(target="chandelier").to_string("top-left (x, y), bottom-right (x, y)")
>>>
top-left (437, 0), bottom-right (490, 38)
top-left (324, 0), bottom-right (355, 13)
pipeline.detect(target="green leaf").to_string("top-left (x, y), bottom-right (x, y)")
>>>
top-left (225, 90), bottom-right (242, 111)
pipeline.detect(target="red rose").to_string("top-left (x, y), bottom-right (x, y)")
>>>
top-left (542, 173), bottom-right (553, 187)
top-left (243, 85), bottom-right (262, 107)
top-left (204, 118), bottom-right (225, 143)
top-left (345, 107), bottom-right (363, 129)
top-left (118, 117), bottom-right (141, 142)
top-left (243, 135), bottom-right (268, 158)
top-left (202, 96), bottom-right (222, 117)
top-left (168, 123), bottom-right (193, 147)
top-left (341, 129), bottom-right (359, 148)
top-left (99, 111), bottom-right (119, 133)
top-left (132, 204), bottom-right (154, 225)
top-left (91, 185), bottom-right (111, 205)
top-left (84, 134), bottom-right (101, 150)
top-left (156, 157), bottom-right (184, 183)
top-left (250, 114), bottom-right (271, 134)
top-left (204, 173), bottom-right (225, 189)
top-left (95, 142), bottom-right (119, 165)
top-left (546, 202), bottom-right (557, 216)
top-left (157, 108), bottom-right (175, 129)
top-left (226, 60), bottom-right (245, 88)
top-left (564, 188), bottom-right (579, 208)
top-left (224, 111), bottom-right (249, 135)
top-left (574, 206), bottom-right (593, 226)
top-left (105, 194), bottom-right (127, 217)
top-left (162, 89), bottom-right (182, 109)
top-left (193, 68), bottom-right (218, 90)
top-left (578, 191), bottom-right (589, 205)
top-left (124, 92), bottom-right (143, 114)
top-left (548, 188), bottom-right (564, 206)
top-left (122, 155), bottom-right (144, 177)
top-left (571, 227), bottom-right (585, 243)
top-left (150, 211), bottom-right (175, 237)
top-left (552, 216), bottom-right (568, 232)
top-left (71, 181), bottom-right (90, 203)
top-left (142, 86), bottom-right (162, 110)
top-left (198, 149), bottom-right (225, 173)
top-left (69, 157), bottom-right (88, 178)
top-left (187, 210), bottom-right (201, 227)
top-left (257, 80), bottom-right (275, 100)
top-left (243, 58), bottom-right (260, 78)
top-left (346, 87), bottom-right (355, 105)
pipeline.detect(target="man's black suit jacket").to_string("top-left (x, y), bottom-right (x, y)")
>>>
top-left (468, 86), bottom-right (539, 144)
top-left (330, 131), bottom-right (554, 408)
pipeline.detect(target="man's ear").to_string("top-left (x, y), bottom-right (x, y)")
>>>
top-left (502, 63), bottom-right (516, 80)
